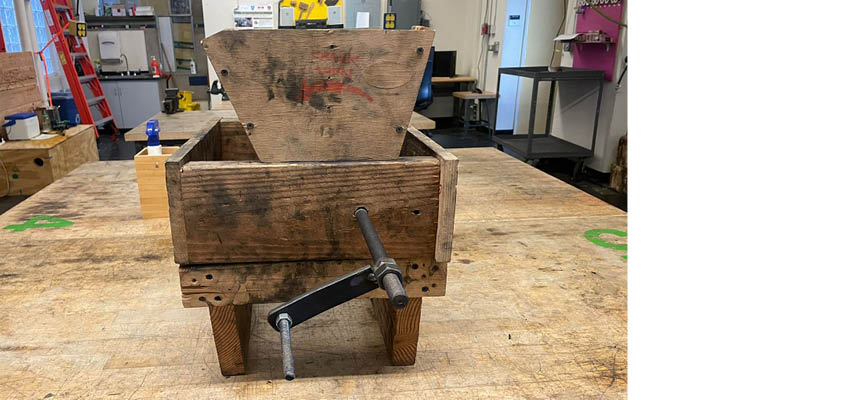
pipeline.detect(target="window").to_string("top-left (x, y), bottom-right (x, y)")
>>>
top-left (30, 0), bottom-right (54, 74)
top-left (0, 0), bottom-right (22, 52)
top-left (0, 0), bottom-right (56, 76)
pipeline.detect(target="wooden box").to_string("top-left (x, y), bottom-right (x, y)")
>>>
top-left (165, 119), bottom-right (457, 304)
top-left (134, 146), bottom-right (180, 219)
top-left (0, 125), bottom-right (98, 196)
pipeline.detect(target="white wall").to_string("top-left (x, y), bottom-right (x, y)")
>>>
top-left (514, 0), bottom-right (563, 135)
top-left (550, 0), bottom-right (627, 172)
top-left (476, 0), bottom-right (561, 134)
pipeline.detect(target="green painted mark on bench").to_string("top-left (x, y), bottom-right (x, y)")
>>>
top-left (585, 229), bottom-right (627, 259)
top-left (4, 216), bottom-right (74, 232)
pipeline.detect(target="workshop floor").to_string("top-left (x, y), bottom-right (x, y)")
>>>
top-left (0, 127), bottom-right (626, 216)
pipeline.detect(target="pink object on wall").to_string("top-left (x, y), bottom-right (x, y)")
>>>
top-left (572, 2), bottom-right (624, 81)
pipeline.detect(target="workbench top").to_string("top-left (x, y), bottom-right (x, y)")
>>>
top-left (0, 148), bottom-right (627, 398)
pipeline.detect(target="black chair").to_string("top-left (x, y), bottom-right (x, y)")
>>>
top-left (414, 47), bottom-right (435, 111)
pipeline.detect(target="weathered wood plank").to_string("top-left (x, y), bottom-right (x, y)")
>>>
top-left (177, 156), bottom-right (440, 264)
top-left (165, 120), bottom-right (222, 263)
top-left (123, 110), bottom-right (237, 142)
top-left (219, 119), bottom-right (258, 161)
top-left (402, 127), bottom-right (458, 262)
top-left (371, 297), bottom-right (422, 366)
top-left (179, 259), bottom-right (446, 308)
top-left (208, 304), bottom-right (252, 375)
top-left (203, 29), bottom-right (435, 162)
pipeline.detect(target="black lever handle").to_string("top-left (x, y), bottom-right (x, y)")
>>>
top-left (266, 207), bottom-right (410, 381)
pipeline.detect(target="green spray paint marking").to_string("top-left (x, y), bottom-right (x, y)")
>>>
top-left (584, 229), bottom-right (627, 259)
top-left (4, 216), bottom-right (74, 232)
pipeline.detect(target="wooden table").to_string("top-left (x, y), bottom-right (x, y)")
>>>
top-left (432, 76), bottom-right (478, 120)
top-left (125, 110), bottom-right (435, 143)
top-left (124, 110), bottom-right (238, 142)
top-left (0, 148), bottom-right (627, 398)
top-left (432, 75), bottom-right (477, 84)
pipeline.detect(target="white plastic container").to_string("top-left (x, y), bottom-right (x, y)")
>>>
top-left (3, 113), bottom-right (40, 140)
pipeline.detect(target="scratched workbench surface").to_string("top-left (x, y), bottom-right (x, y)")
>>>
top-left (0, 148), bottom-right (627, 399)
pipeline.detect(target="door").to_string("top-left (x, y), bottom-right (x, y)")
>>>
top-left (495, 0), bottom-right (528, 131)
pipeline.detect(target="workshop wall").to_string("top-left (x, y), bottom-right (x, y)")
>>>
top-left (550, 1), bottom-right (627, 172)
top-left (472, 0), bottom-right (562, 135)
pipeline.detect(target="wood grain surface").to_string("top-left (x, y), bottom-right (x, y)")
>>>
top-left (208, 304), bottom-right (253, 375)
top-left (179, 258), bottom-right (446, 308)
top-left (166, 122), bottom-right (451, 265)
top-left (203, 29), bottom-right (435, 162)
top-left (0, 52), bottom-right (42, 121)
top-left (0, 125), bottom-right (97, 195)
top-left (124, 110), bottom-right (238, 142)
top-left (371, 297), bottom-right (422, 366)
top-left (0, 148), bottom-right (627, 399)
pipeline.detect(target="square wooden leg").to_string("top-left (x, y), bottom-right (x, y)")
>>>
top-left (208, 304), bottom-right (252, 375)
top-left (371, 297), bottom-right (422, 365)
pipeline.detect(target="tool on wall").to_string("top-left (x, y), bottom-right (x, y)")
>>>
top-left (267, 207), bottom-right (409, 381)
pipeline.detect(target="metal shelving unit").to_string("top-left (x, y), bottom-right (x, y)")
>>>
top-left (492, 66), bottom-right (604, 165)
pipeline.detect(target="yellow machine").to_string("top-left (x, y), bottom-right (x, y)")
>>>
top-left (279, 0), bottom-right (342, 25)
top-left (178, 91), bottom-right (200, 111)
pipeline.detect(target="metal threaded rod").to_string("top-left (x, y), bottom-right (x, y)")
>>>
top-left (382, 273), bottom-right (409, 309)
top-left (276, 315), bottom-right (296, 381)
top-left (354, 207), bottom-right (409, 309)
top-left (354, 208), bottom-right (388, 261)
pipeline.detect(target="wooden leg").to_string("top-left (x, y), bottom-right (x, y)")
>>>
top-left (371, 297), bottom-right (422, 365)
top-left (208, 304), bottom-right (252, 375)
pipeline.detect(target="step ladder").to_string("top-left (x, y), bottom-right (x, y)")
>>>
top-left (0, 18), bottom-right (6, 53)
top-left (40, 0), bottom-right (118, 136)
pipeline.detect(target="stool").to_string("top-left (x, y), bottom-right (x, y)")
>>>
top-left (452, 91), bottom-right (497, 136)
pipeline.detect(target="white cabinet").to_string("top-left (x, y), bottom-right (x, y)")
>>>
top-left (100, 78), bottom-right (163, 130)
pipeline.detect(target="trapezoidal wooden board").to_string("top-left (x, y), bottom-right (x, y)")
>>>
top-left (203, 29), bottom-right (435, 162)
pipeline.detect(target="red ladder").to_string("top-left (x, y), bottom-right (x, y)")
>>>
top-left (40, 0), bottom-right (117, 135)
top-left (0, 18), bottom-right (6, 53)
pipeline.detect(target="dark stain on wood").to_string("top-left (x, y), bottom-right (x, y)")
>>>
top-left (135, 254), bottom-right (164, 262)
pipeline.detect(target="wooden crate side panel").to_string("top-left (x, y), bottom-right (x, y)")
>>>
top-left (166, 123), bottom-right (222, 264)
top-left (49, 126), bottom-right (98, 180)
top-left (0, 149), bottom-right (53, 195)
top-left (402, 128), bottom-right (458, 263)
top-left (218, 119), bottom-right (258, 161)
top-left (178, 157), bottom-right (440, 264)
top-left (179, 259), bottom-right (446, 308)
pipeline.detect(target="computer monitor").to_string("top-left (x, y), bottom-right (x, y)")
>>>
top-left (433, 50), bottom-right (457, 77)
